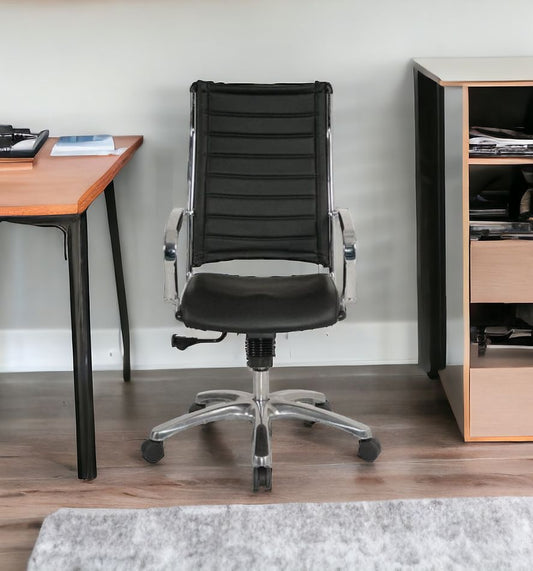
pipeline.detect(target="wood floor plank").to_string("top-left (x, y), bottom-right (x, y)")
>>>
top-left (2, 364), bottom-right (533, 570)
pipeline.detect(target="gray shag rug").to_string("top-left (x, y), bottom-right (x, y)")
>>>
top-left (28, 496), bottom-right (533, 570)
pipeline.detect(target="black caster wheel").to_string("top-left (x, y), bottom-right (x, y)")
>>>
top-left (252, 466), bottom-right (272, 492)
top-left (357, 438), bottom-right (381, 462)
top-left (427, 369), bottom-right (440, 380)
top-left (141, 439), bottom-right (164, 464)
top-left (188, 402), bottom-right (206, 413)
top-left (304, 400), bottom-right (332, 427)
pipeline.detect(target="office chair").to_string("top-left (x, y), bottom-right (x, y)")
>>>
top-left (141, 81), bottom-right (381, 491)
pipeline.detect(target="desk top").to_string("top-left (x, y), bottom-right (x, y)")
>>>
top-left (0, 135), bottom-right (143, 217)
top-left (414, 57), bottom-right (533, 86)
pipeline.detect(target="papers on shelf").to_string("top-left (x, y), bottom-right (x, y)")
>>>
top-left (469, 126), bottom-right (533, 156)
top-left (51, 135), bottom-right (126, 156)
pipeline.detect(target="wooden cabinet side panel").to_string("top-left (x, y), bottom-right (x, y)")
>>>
top-left (439, 366), bottom-right (465, 437)
top-left (440, 85), bottom-right (469, 439)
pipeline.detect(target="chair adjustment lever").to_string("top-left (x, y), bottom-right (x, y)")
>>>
top-left (171, 332), bottom-right (227, 351)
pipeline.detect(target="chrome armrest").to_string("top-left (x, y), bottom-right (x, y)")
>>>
top-left (336, 208), bottom-right (357, 304)
top-left (163, 207), bottom-right (185, 306)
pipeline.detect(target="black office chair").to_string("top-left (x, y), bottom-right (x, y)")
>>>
top-left (141, 81), bottom-right (381, 491)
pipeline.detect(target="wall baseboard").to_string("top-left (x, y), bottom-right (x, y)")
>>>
top-left (0, 321), bottom-right (417, 373)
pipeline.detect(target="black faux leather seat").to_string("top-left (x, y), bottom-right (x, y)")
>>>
top-left (179, 273), bottom-right (340, 333)
top-left (142, 81), bottom-right (381, 491)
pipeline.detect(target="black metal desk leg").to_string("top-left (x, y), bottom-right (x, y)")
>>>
top-left (104, 181), bottom-right (131, 382)
top-left (67, 213), bottom-right (97, 480)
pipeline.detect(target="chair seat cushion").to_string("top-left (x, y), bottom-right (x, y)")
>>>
top-left (178, 273), bottom-right (340, 334)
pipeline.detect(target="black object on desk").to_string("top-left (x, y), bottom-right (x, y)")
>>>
top-left (0, 125), bottom-right (49, 158)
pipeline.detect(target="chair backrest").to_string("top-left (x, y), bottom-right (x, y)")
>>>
top-left (189, 81), bottom-right (333, 268)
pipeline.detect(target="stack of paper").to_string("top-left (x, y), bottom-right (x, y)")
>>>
top-left (470, 126), bottom-right (533, 156)
top-left (51, 135), bottom-right (124, 156)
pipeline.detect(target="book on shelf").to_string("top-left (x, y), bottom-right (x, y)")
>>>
top-left (50, 135), bottom-right (123, 156)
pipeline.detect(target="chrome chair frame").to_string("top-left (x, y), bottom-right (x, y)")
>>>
top-left (146, 87), bottom-right (379, 492)
top-left (149, 370), bottom-right (372, 485)
top-left (163, 91), bottom-right (356, 310)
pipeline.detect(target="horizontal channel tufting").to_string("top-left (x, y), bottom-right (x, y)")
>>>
top-left (191, 81), bottom-right (331, 266)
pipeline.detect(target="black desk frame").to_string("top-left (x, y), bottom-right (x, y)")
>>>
top-left (0, 181), bottom-right (129, 480)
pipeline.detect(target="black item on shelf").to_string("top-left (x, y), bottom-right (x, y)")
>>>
top-left (522, 94), bottom-right (533, 135)
top-left (469, 166), bottom-right (533, 239)
top-left (518, 166), bottom-right (533, 220)
top-left (0, 125), bottom-right (49, 158)
top-left (508, 166), bottom-right (528, 220)
top-left (470, 303), bottom-right (533, 356)
top-left (469, 188), bottom-right (509, 220)
top-left (469, 220), bottom-right (533, 240)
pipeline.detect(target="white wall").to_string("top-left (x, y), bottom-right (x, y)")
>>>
top-left (1, 0), bottom-right (532, 372)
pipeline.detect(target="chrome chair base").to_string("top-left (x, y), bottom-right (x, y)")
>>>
top-left (142, 369), bottom-right (381, 491)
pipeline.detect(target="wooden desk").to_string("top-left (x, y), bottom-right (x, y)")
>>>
top-left (0, 135), bottom-right (143, 479)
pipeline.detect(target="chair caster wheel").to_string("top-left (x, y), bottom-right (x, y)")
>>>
top-left (252, 466), bottom-right (272, 492)
top-left (141, 439), bottom-right (164, 464)
top-left (357, 438), bottom-right (381, 462)
top-left (304, 400), bottom-right (332, 427)
top-left (189, 402), bottom-right (206, 413)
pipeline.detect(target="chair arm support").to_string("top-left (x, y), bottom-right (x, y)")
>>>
top-left (337, 208), bottom-right (357, 304)
top-left (163, 207), bottom-right (185, 305)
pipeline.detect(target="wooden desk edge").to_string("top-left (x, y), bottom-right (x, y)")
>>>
top-left (78, 135), bottom-right (143, 214)
top-left (0, 135), bottom-right (143, 218)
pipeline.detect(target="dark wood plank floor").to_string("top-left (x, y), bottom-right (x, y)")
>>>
top-left (2, 364), bottom-right (533, 570)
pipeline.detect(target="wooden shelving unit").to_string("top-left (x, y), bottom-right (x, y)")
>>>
top-left (414, 57), bottom-right (533, 441)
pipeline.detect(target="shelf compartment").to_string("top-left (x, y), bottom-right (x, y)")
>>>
top-left (469, 87), bottom-right (533, 164)
top-left (469, 86), bottom-right (533, 128)
top-left (470, 240), bottom-right (533, 303)
top-left (470, 366), bottom-right (533, 438)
